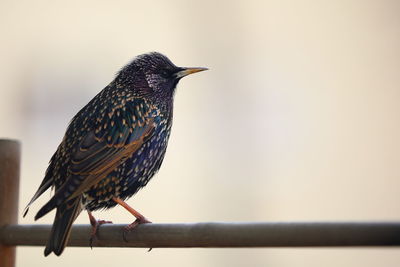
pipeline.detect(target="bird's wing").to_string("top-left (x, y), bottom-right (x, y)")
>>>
top-left (68, 118), bottom-right (154, 197)
top-left (35, 98), bottom-right (156, 220)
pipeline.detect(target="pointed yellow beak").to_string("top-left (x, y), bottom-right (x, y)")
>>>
top-left (175, 67), bottom-right (208, 79)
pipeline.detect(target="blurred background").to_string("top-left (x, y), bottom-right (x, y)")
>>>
top-left (1, 0), bottom-right (400, 266)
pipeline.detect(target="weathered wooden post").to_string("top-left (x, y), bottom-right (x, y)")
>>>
top-left (0, 139), bottom-right (21, 267)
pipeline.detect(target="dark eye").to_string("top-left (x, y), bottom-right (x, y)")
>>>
top-left (160, 69), bottom-right (170, 78)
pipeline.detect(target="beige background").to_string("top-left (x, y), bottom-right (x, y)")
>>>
top-left (1, 0), bottom-right (400, 266)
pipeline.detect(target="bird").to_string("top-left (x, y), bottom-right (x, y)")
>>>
top-left (23, 52), bottom-right (207, 256)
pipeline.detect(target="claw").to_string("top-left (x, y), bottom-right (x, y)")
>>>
top-left (88, 211), bottom-right (113, 248)
top-left (122, 217), bottom-right (151, 242)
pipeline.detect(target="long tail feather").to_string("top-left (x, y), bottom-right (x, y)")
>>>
top-left (35, 195), bottom-right (59, 221)
top-left (44, 196), bottom-right (82, 256)
top-left (34, 179), bottom-right (77, 221)
top-left (23, 176), bottom-right (53, 217)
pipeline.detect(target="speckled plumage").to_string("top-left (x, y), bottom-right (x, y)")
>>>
top-left (24, 52), bottom-right (207, 256)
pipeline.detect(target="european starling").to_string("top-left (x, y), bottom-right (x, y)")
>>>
top-left (24, 52), bottom-right (207, 256)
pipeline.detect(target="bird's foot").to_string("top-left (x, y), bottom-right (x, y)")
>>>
top-left (88, 211), bottom-right (113, 248)
top-left (111, 197), bottom-right (151, 242)
top-left (122, 217), bottom-right (151, 242)
top-left (89, 219), bottom-right (113, 248)
top-left (125, 217), bottom-right (152, 231)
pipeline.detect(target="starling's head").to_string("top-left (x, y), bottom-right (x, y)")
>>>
top-left (117, 52), bottom-right (207, 101)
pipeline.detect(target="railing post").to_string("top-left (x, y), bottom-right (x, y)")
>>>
top-left (0, 139), bottom-right (21, 267)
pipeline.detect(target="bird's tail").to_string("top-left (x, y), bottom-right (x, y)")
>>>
top-left (44, 196), bottom-right (82, 256)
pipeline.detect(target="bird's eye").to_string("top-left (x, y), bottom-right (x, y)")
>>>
top-left (160, 69), bottom-right (170, 78)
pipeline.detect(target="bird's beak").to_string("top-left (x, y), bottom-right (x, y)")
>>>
top-left (175, 67), bottom-right (208, 79)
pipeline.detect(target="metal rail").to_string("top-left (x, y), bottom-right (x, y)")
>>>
top-left (1, 222), bottom-right (400, 248)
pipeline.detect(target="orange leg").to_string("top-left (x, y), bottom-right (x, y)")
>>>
top-left (112, 197), bottom-right (151, 231)
top-left (88, 211), bottom-right (112, 248)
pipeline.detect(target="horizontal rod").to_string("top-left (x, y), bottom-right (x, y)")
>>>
top-left (1, 222), bottom-right (400, 248)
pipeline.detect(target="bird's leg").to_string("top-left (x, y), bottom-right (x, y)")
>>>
top-left (112, 197), bottom-right (151, 231)
top-left (88, 211), bottom-right (113, 248)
